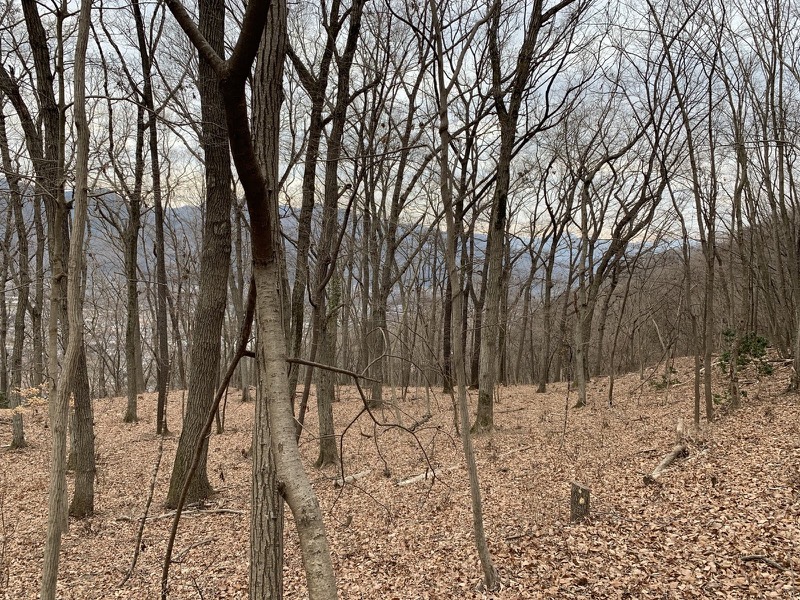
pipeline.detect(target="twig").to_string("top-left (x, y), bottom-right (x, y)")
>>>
top-left (162, 279), bottom-right (255, 598)
top-left (740, 555), bottom-right (787, 571)
top-left (118, 508), bottom-right (245, 523)
top-left (119, 434), bottom-right (164, 587)
top-left (173, 537), bottom-right (217, 564)
top-left (286, 357), bottom-right (380, 383)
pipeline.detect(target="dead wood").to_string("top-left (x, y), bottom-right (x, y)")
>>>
top-left (570, 481), bottom-right (590, 522)
top-left (740, 555), bottom-right (788, 571)
top-left (408, 414), bottom-right (431, 432)
top-left (117, 508), bottom-right (245, 523)
top-left (333, 469), bottom-right (371, 487)
top-left (643, 443), bottom-right (688, 484)
top-left (397, 445), bottom-right (532, 487)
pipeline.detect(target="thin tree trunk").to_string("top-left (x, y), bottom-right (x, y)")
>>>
top-left (0, 107), bottom-right (28, 447)
top-left (431, 0), bottom-right (499, 587)
top-left (41, 0), bottom-right (91, 591)
top-left (124, 105), bottom-right (145, 423)
top-left (0, 207), bottom-right (11, 398)
top-left (30, 196), bottom-right (45, 387)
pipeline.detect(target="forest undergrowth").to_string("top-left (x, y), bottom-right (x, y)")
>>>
top-left (0, 356), bottom-right (797, 599)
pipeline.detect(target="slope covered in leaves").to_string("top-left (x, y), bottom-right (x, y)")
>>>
top-left (0, 357), bottom-right (797, 598)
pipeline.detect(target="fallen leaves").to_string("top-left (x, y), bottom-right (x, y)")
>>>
top-left (0, 356), bottom-right (797, 598)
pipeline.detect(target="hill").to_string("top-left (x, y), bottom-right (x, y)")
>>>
top-left (0, 358), bottom-right (797, 598)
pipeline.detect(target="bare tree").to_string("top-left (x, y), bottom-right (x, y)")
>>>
top-left (166, 0), bottom-right (234, 508)
top-left (41, 0), bottom-right (92, 593)
top-left (475, 0), bottom-right (584, 432)
top-left (428, 0), bottom-right (499, 588)
top-left (0, 104), bottom-right (27, 447)
top-left (165, 0), bottom-right (337, 594)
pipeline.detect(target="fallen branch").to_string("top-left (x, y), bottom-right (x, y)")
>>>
top-left (644, 443), bottom-right (688, 484)
top-left (767, 358), bottom-right (793, 365)
top-left (397, 445), bottom-right (532, 487)
top-left (497, 407), bottom-right (527, 414)
top-left (173, 537), bottom-right (217, 564)
top-left (119, 434), bottom-right (164, 586)
top-left (118, 508), bottom-right (245, 522)
top-left (408, 414), bottom-right (431, 432)
top-left (504, 531), bottom-right (531, 541)
top-left (740, 555), bottom-right (787, 571)
top-left (334, 469), bottom-right (371, 488)
top-left (397, 466), bottom-right (457, 487)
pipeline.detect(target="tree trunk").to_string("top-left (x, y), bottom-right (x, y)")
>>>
top-left (69, 349), bottom-right (95, 518)
top-left (124, 104), bottom-right (145, 423)
top-left (431, 0), bottom-right (499, 587)
top-left (251, 331), bottom-right (284, 598)
top-left (257, 260), bottom-right (336, 599)
top-left (41, 0), bottom-right (91, 591)
top-left (538, 253), bottom-right (556, 392)
top-left (315, 276), bottom-right (340, 468)
top-left (442, 273), bottom-right (453, 393)
top-left (285, 0), bottom-right (343, 402)
top-left (166, 0), bottom-right (338, 591)
top-left (30, 196), bottom-right (45, 387)
top-left (0, 108), bottom-right (28, 447)
top-left (166, 0), bottom-right (232, 507)
top-left (247, 2), bottom-right (289, 593)
top-left (0, 207), bottom-right (11, 398)
top-left (304, 0), bottom-right (365, 458)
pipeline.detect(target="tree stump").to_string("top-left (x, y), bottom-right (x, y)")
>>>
top-left (570, 482), bottom-right (590, 523)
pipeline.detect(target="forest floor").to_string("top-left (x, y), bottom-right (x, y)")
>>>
top-left (0, 355), bottom-right (798, 599)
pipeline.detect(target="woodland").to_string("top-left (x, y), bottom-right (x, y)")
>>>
top-left (0, 0), bottom-right (798, 596)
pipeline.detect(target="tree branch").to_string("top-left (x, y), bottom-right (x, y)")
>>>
top-left (163, 0), bottom-right (227, 75)
top-left (161, 278), bottom-right (255, 598)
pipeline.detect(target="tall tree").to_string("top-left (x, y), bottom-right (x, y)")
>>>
top-left (165, 0), bottom-right (337, 594)
top-left (166, 0), bottom-right (233, 507)
top-left (0, 105), bottom-right (27, 447)
top-left (41, 0), bottom-right (92, 593)
top-left (249, 0), bottom-right (288, 590)
top-left (475, 0), bottom-right (583, 432)
top-left (428, 0), bottom-right (499, 588)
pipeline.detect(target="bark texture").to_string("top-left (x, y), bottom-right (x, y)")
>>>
top-left (166, 0), bottom-right (232, 508)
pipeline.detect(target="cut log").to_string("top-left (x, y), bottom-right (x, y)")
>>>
top-left (643, 443), bottom-right (688, 484)
top-left (570, 482), bottom-right (590, 523)
top-left (333, 469), bottom-right (371, 488)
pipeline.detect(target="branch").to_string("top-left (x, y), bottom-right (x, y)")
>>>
top-left (119, 434), bottom-right (164, 587)
top-left (740, 555), bottom-right (787, 571)
top-left (227, 0), bottom-right (272, 81)
top-left (161, 278), bottom-right (255, 598)
top-left (286, 357), bottom-right (380, 383)
top-left (163, 0), bottom-right (226, 75)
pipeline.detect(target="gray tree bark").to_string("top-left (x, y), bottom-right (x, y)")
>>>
top-left (41, 0), bottom-right (91, 592)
